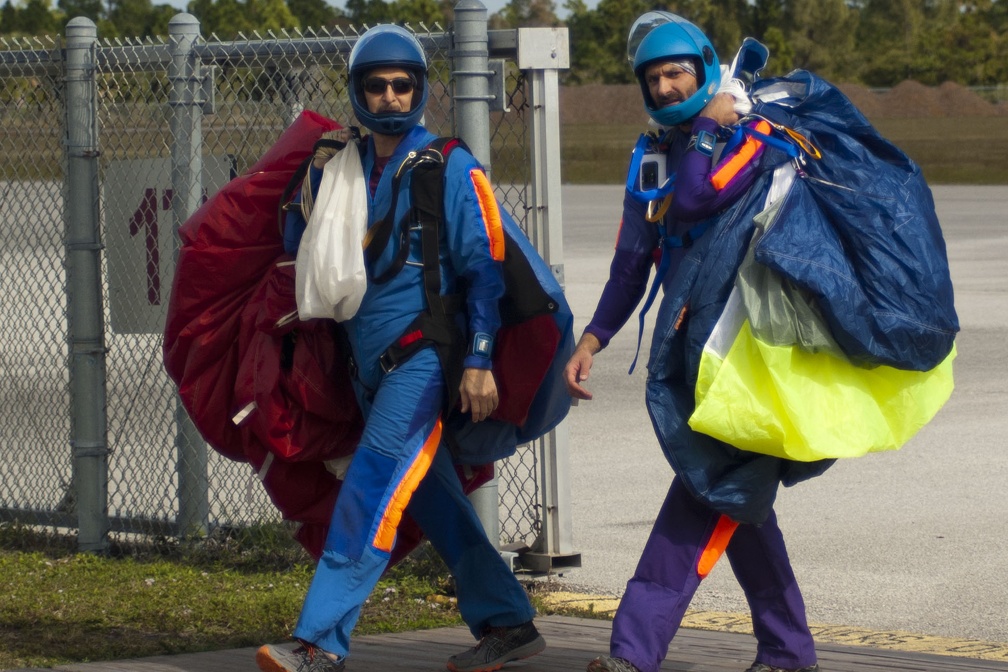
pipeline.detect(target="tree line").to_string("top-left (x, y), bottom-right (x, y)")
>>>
top-left (3, 0), bottom-right (1008, 87)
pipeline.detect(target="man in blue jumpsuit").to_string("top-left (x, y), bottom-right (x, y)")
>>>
top-left (256, 24), bottom-right (545, 672)
top-left (563, 13), bottom-right (822, 672)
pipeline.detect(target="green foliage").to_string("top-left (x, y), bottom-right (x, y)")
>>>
top-left (256, 0), bottom-right (300, 32)
top-left (916, 2), bottom-right (1007, 85)
top-left (189, 0), bottom-right (298, 38)
top-left (3, 0), bottom-right (1008, 90)
top-left (562, 0), bottom-right (1008, 88)
top-left (58, 0), bottom-right (102, 22)
top-left (760, 25), bottom-right (793, 78)
top-left (107, 0), bottom-right (154, 37)
top-left (335, 0), bottom-right (455, 26)
top-left (780, 0), bottom-right (858, 81)
top-left (564, 0), bottom-right (653, 84)
top-left (286, 0), bottom-right (340, 32)
top-left (490, 0), bottom-right (561, 29)
top-left (19, 0), bottom-right (58, 33)
top-left (1, 1), bottom-right (18, 32)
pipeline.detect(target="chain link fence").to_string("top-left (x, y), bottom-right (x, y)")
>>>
top-left (0, 17), bottom-right (571, 566)
top-left (0, 35), bottom-right (71, 534)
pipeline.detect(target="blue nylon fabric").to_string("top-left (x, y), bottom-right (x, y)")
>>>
top-left (406, 446), bottom-right (535, 638)
top-left (750, 70), bottom-right (959, 371)
top-left (295, 348), bottom-right (444, 654)
top-left (349, 126), bottom-right (503, 387)
top-left (497, 210), bottom-right (575, 444)
top-left (643, 70), bottom-right (956, 523)
top-left (326, 347), bottom-right (444, 562)
top-left (447, 207), bottom-right (575, 461)
top-left (284, 126), bottom-right (574, 465)
top-left (629, 222), bottom-right (712, 375)
top-left (645, 171), bottom-right (835, 525)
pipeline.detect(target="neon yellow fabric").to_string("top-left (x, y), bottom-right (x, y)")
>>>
top-left (690, 317), bottom-right (956, 462)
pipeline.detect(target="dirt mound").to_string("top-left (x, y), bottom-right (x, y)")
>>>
top-left (815, 80), bottom-right (1005, 118)
top-left (834, 82), bottom-right (885, 118)
top-left (560, 83), bottom-right (649, 125)
top-left (881, 79), bottom-right (1005, 117)
top-left (561, 78), bottom-right (1008, 125)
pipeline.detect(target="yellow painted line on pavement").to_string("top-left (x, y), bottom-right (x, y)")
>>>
top-left (540, 591), bottom-right (1008, 662)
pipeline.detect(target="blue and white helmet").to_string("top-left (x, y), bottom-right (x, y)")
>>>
top-left (348, 24), bottom-right (429, 135)
top-left (630, 14), bottom-right (721, 127)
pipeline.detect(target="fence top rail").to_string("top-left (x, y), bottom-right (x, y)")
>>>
top-left (488, 29), bottom-right (519, 59)
top-left (190, 33), bottom-right (452, 64)
top-left (94, 36), bottom-right (448, 69)
top-left (0, 24), bottom-right (525, 78)
top-left (0, 44), bottom-right (62, 75)
top-left (97, 43), bottom-right (172, 69)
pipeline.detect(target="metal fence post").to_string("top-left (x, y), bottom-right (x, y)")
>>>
top-left (169, 13), bottom-right (209, 538)
top-left (452, 1), bottom-right (492, 171)
top-left (5, 23), bottom-right (561, 555)
top-left (516, 27), bottom-right (580, 572)
top-left (452, 0), bottom-right (502, 545)
top-left (64, 17), bottom-right (109, 553)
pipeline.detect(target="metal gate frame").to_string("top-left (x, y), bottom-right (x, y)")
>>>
top-left (0, 2), bottom-right (578, 572)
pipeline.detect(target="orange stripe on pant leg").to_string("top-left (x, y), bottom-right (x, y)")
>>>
top-left (696, 515), bottom-right (739, 579)
top-left (372, 419), bottom-right (442, 553)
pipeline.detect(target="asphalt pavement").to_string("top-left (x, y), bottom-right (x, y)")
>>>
top-left (556, 184), bottom-right (1008, 646)
top-left (7, 184), bottom-right (1006, 672)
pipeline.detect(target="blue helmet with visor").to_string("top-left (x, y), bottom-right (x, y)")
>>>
top-left (630, 14), bottom-right (720, 127)
top-left (349, 24), bottom-right (429, 135)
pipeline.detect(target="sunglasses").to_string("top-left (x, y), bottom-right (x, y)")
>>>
top-left (362, 76), bottom-right (416, 95)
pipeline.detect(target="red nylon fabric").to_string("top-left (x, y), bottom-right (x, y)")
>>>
top-left (492, 313), bottom-right (560, 427)
top-left (162, 110), bottom-right (492, 561)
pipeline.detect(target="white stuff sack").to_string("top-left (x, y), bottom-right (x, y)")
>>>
top-left (295, 143), bottom-right (368, 321)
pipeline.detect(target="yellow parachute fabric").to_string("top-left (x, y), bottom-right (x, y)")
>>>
top-left (690, 288), bottom-right (956, 462)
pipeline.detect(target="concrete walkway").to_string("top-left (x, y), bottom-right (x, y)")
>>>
top-left (12, 614), bottom-right (1008, 672)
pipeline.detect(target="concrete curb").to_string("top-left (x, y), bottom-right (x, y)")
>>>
top-left (540, 591), bottom-right (1008, 663)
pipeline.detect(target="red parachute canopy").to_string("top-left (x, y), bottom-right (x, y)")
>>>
top-left (162, 111), bottom-right (491, 559)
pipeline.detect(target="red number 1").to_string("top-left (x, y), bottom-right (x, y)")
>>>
top-left (128, 187), bottom-right (161, 306)
top-left (127, 187), bottom-right (209, 307)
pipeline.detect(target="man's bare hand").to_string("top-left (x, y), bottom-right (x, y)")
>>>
top-left (698, 92), bottom-right (740, 127)
top-left (312, 128), bottom-right (353, 169)
top-left (459, 368), bottom-right (499, 422)
top-left (564, 333), bottom-right (602, 401)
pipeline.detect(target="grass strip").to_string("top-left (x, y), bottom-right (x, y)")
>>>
top-left (0, 547), bottom-right (464, 670)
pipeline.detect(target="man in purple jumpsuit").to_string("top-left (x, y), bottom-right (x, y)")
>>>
top-left (564, 14), bottom-right (821, 672)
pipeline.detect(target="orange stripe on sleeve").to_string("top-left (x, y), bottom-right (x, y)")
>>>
top-left (469, 168), bottom-right (505, 261)
top-left (710, 120), bottom-right (772, 191)
top-left (696, 514), bottom-right (739, 579)
top-left (372, 419), bottom-right (442, 553)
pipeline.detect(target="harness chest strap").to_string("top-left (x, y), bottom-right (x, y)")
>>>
top-left (342, 138), bottom-right (467, 415)
top-left (358, 137), bottom-right (558, 426)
